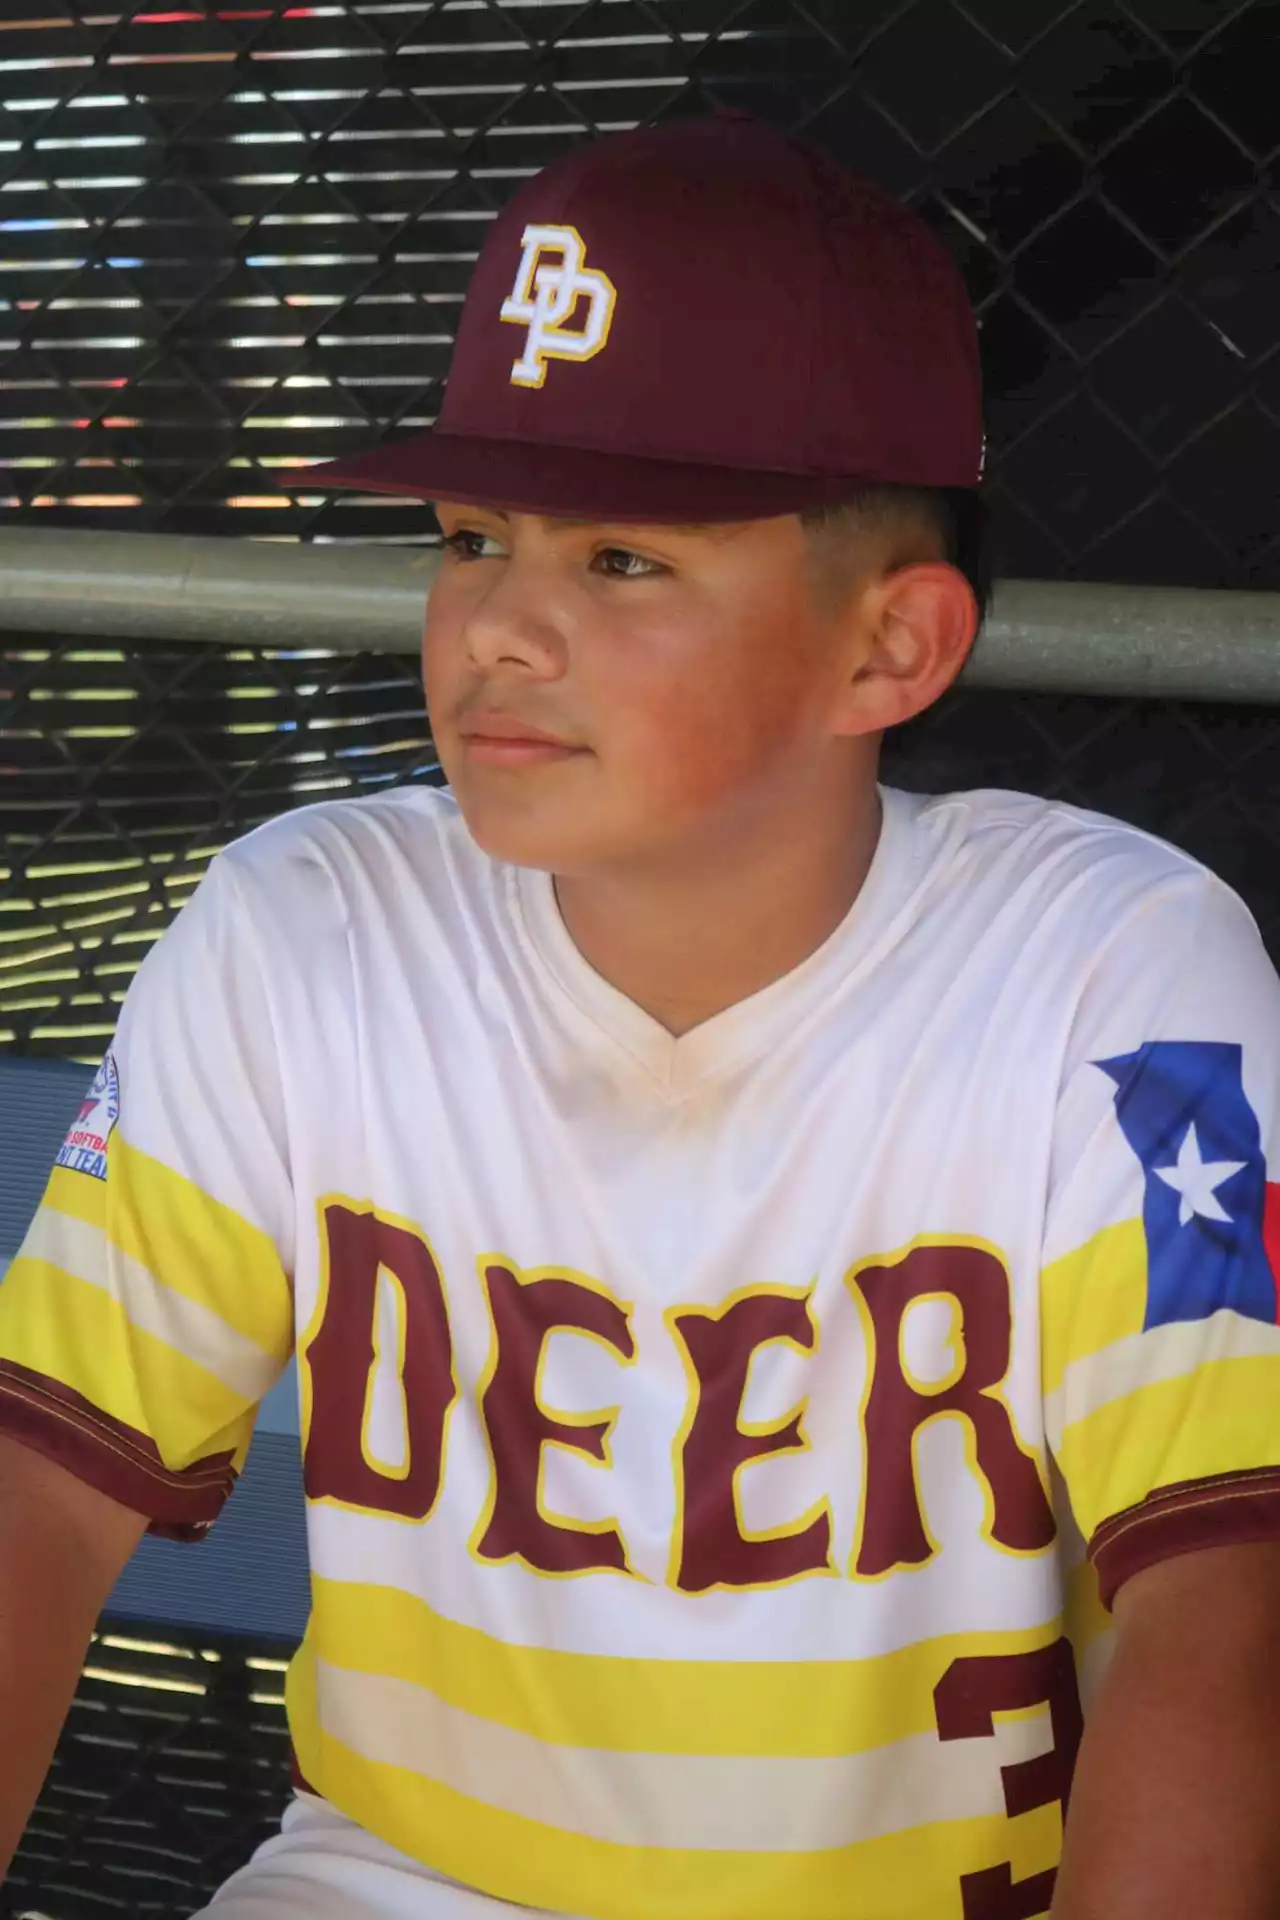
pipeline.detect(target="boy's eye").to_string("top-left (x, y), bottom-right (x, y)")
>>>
top-left (439, 530), bottom-right (666, 578)
top-left (441, 528), bottom-right (504, 562)
top-left (594, 547), bottom-right (665, 580)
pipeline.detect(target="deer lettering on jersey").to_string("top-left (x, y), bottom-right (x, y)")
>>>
top-left (302, 1202), bottom-right (456, 1521)
top-left (934, 1639), bottom-right (1083, 1919)
top-left (473, 1261), bottom-right (636, 1575)
top-left (303, 1210), bottom-right (1055, 1585)
top-left (668, 1287), bottom-right (835, 1592)
top-left (849, 1245), bottom-right (1057, 1580)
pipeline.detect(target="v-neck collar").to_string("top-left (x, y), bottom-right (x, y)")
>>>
top-left (505, 787), bottom-right (919, 1102)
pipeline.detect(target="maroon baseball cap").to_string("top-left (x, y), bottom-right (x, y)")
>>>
top-left (306, 115), bottom-right (983, 524)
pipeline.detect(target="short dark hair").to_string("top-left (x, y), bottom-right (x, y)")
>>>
top-left (800, 485), bottom-right (992, 629)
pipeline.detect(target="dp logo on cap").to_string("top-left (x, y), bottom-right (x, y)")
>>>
top-left (500, 224), bottom-right (617, 390)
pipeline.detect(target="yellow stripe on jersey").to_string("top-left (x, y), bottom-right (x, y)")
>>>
top-left (1039, 1219), bottom-right (1147, 1395)
top-left (15, 1209), bottom-right (282, 1405)
top-left (0, 1257), bottom-right (260, 1475)
top-left (305, 1575), bottom-right (1070, 1761)
top-left (1053, 1355), bottom-right (1280, 1542)
top-left (45, 1135), bottom-right (290, 1358)
top-left (287, 1647), bottom-right (1063, 1920)
top-left (1044, 1310), bottom-right (1280, 1456)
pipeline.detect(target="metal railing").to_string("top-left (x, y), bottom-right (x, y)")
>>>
top-left (3, 526), bottom-right (1280, 703)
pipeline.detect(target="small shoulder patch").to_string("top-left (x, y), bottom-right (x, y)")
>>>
top-left (56, 1049), bottom-right (120, 1182)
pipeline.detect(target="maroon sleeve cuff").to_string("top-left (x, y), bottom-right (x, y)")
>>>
top-left (290, 1742), bottom-right (323, 1799)
top-left (1089, 1466), bottom-right (1280, 1608)
top-left (0, 1358), bottom-right (238, 1541)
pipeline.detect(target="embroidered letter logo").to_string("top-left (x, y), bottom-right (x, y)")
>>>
top-left (500, 224), bottom-right (617, 389)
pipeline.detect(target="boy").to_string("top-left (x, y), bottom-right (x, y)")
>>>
top-left (2, 114), bottom-right (1279, 1920)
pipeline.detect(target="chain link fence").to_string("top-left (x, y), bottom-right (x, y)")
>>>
top-left (2, 3), bottom-right (1279, 1913)
top-left (4, 1623), bottom-right (294, 1919)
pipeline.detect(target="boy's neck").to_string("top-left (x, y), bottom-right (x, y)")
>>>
top-left (551, 770), bottom-right (885, 1041)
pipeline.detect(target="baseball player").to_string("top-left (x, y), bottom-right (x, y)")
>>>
top-left (2, 115), bottom-right (1279, 1920)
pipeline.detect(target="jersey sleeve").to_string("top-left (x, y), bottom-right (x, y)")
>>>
top-left (0, 852), bottom-right (295, 1540)
top-left (1041, 866), bottom-right (1280, 1606)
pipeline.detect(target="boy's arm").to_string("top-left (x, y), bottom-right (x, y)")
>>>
top-left (0, 1435), bottom-right (148, 1881)
top-left (1052, 1540), bottom-right (1280, 1919)
top-left (1039, 872), bottom-right (1280, 1914)
top-left (0, 856), bottom-right (295, 1883)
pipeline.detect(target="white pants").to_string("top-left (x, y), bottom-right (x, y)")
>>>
top-left (194, 1793), bottom-right (568, 1918)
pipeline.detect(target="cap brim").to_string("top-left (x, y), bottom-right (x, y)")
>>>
top-left (298, 428), bottom-right (870, 525)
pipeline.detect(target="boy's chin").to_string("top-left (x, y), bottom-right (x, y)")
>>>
top-left (452, 792), bottom-right (609, 875)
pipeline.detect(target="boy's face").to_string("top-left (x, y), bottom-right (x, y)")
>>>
top-left (423, 503), bottom-right (920, 876)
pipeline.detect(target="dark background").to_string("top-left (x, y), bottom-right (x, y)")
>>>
top-left (2, 1), bottom-right (1278, 1912)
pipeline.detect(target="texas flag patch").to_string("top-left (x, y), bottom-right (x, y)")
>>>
top-left (1097, 1040), bottom-right (1280, 1330)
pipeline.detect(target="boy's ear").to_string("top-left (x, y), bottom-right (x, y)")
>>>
top-left (839, 563), bottom-right (979, 735)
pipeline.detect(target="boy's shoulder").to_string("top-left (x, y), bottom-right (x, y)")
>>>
top-left (213, 780), bottom-right (470, 902)
top-left (191, 783), bottom-right (497, 963)
top-left (905, 783), bottom-right (1227, 910)
top-left (884, 791), bottom-right (1274, 1035)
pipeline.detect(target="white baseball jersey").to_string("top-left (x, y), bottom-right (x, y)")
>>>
top-left (6, 782), bottom-right (1280, 1920)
